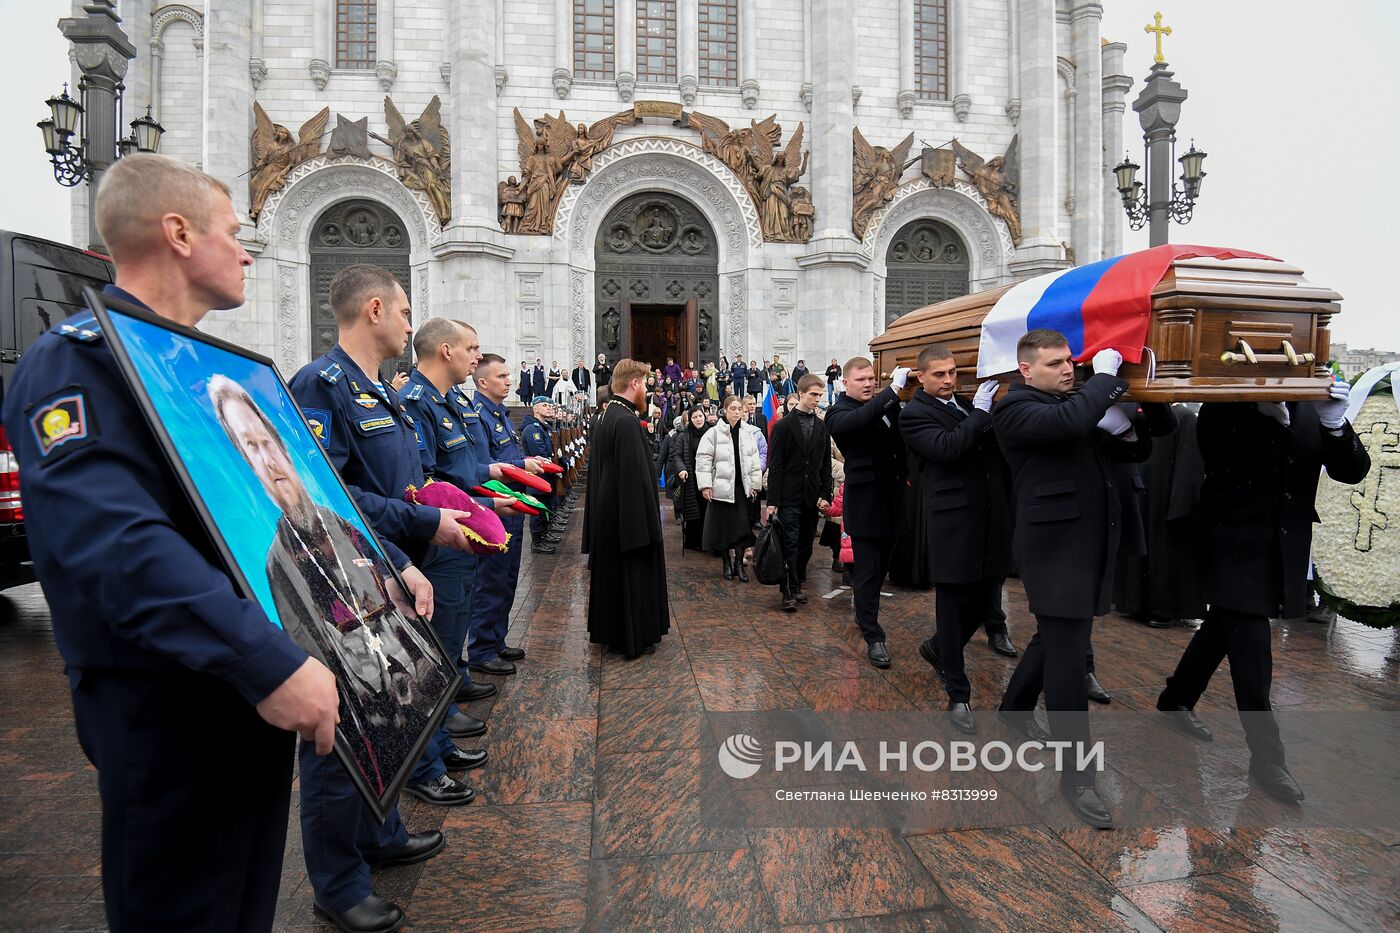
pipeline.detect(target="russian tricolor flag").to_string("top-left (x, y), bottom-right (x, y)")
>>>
top-left (976, 245), bottom-right (1278, 377)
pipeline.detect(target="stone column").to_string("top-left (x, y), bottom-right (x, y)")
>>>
top-left (740, 0), bottom-right (759, 108)
top-left (202, 0), bottom-right (255, 222)
top-left (799, 0), bottom-right (812, 110)
top-left (1070, 1), bottom-right (1102, 262)
top-left (436, 0), bottom-right (514, 338)
top-left (120, 0), bottom-right (154, 113)
top-left (149, 36), bottom-right (165, 117)
top-left (249, 0), bottom-right (266, 87)
top-left (1009, 0), bottom-right (1063, 274)
top-left (310, 0), bottom-right (330, 89)
top-left (1101, 40), bottom-right (1131, 257)
top-left (553, 0), bottom-right (571, 98)
top-left (1133, 62), bottom-right (1187, 247)
top-left (616, 0), bottom-right (636, 102)
top-left (497, 0), bottom-right (508, 93)
top-left (897, 0), bottom-right (914, 118)
top-left (797, 0), bottom-right (867, 358)
top-left (376, 0), bottom-right (397, 91)
top-left (679, 0), bottom-right (698, 104)
top-left (1004, 0), bottom-right (1020, 124)
top-left (951, 0), bottom-right (970, 120)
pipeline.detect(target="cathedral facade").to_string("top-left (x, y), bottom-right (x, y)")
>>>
top-left (74, 0), bottom-right (1130, 375)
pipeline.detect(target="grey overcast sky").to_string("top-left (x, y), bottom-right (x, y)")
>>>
top-left (2, 1), bottom-right (1395, 348)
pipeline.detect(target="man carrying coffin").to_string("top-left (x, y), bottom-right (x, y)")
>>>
top-left (899, 344), bottom-right (1012, 734)
top-left (993, 329), bottom-right (1150, 829)
top-left (584, 358), bottom-right (671, 657)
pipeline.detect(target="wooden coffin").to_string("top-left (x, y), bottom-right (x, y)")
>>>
top-left (870, 255), bottom-right (1340, 402)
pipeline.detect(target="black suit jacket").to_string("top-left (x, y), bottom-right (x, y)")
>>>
top-left (900, 390), bottom-right (1014, 584)
top-left (993, 375), bottom-right (1150, 618)
top-left (826, 387), bottom-right (906, 538)
top-left (767, 411), bottom-right (833, 508)
top-left (1197, 401), bottom-right (1369, 618)
top-left (572, 367), bottom-right (591, 391)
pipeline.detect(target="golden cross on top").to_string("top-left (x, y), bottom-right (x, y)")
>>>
top-left (1145, 11), bottom-right (1172, 63)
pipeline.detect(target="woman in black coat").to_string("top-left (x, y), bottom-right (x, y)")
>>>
top-left (670, 407), bottom-right (711, 551)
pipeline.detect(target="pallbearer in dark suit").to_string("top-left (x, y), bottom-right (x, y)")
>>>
top-left (899, 345), bottom-right (1013, 734)
top-left (825, 357), bottom-right (909, 669)
top-left (1157, 386), bottom-right (1369, 802)
top-left (993, 330), bottom-right (1151, 829)
top-left (765, 374), bottom-right (834, 611)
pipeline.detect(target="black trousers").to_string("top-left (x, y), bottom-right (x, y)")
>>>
top-left (778, 502), bottom-right (821, 594)
top-left (1161, 606), bottom-right (1285, 766)
top-left (849, 534), bottom-right (897, 644)
top-left (933, 578), bottom-right (1003, 703)
top-left (981, 575), bottom-right (1009, 638)
top-left (72, 669), bottom-right (294, 932)
top-left (1000, 615), bottom-right (1094, 783)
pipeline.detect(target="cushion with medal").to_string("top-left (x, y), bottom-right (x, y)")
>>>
top-left (498, 463), bottom-right (553, 493)
top-left (405, 480), bottom-right (510, 554)
top-left (481, 480), bottom-right (551, 518)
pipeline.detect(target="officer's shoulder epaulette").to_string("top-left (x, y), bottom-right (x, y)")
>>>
top-left (473, 401), bottom-right (485, 412)
top-left (403, 383), bottom-right (424, 400)
top-left (56, 312), bottom-right (103, 344)
top-left (318, 362), bottom-right (344, 384)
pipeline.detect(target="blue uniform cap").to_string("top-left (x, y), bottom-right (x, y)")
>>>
top-left (531, 396), bottom-right (553, 405)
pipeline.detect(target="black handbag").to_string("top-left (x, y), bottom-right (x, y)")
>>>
top-left (752, 515), bottom-right (787, 586)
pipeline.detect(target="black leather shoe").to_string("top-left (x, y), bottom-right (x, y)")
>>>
top-left (445, 711), bottom-right (487, 738)
top-left (794, 586), bottom-right (809, 604)
top-left (918, 639), bottom-right (947, 685)
top-left (948, 701), bottom-right (977, 735)
top-left (1145, 617), bottom-right (1174, 629)
top-left (867, 641), bottom-right (891, 668)
top-left (499, 645), bottom-right (526, 661)
top-left (781, 594), bottom-right (798, 612)
top-left (1061, 783), bottom-right (1114, 829)
top-left (1085, 673), bottom-right (1111, 704)
top-left (736, 559), bottom-right (749, 582)
top-left (313, 894), bottom-right (404, 933)
top-left (831, 557), bottom-right (843, 572)
top-left (1155, 697), bottom-right (1213, 742)
top-left (443, 746), bottom-right (488, 771)
top-left (530, 542), bottom-right (557, 554)
top-left (997, 709), bottom-right (1053, 743)
top-left (456, 681), bottom-right (497, 703)
top-left (370, 830), bottom-right (445, 868)
top-left (987, 633), bottom-right (1019, 657)
top-left (469, 657), bottom-right (517, 676)
top-left (404, 773), bottom-right (475, 806)
top-left (1250, 762), bottom-right (1305, 802)
top-left (722, 553), bottom-right (734, 580)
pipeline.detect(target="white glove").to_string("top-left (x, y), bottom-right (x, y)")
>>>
top-left (1256, 401), bottom-right (1291, 428)
top-left (972, 381), bottom-right (999, 412)
top-left (1091, 348), bottom-right (1123, 376)
top-left (1315, 380), bottom-right (1350, 429)
top-left (890, 366), bottom-right (912, 390)
top-left (1096, 404), bottom-right (1133, 436)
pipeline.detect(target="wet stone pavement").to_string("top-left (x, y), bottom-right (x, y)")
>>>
top-left (1, 495), bottom-right (1398, 932)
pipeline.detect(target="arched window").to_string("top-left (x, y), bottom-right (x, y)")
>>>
top-left (336, 0), bottom-right (377, 69)
top-left (915, 0), bottom-right (949, 100)
top-left (637, 0), bottom-right (677, 83)
top-left (698, 0), bottom-right (737, 86)
top-left (573, 0), bottom-right (615, 80)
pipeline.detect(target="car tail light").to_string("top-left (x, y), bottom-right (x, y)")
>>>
top-left (0, 425), bottom-right (23, 523)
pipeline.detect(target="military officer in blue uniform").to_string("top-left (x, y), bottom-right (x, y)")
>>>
top-left (0, 155), bottom-right (340, 931)
top-left (465, 354), bottom-right (546, 675)
top-left (289, 264), bottom-right (483, 933)
top-left (521, 396), bottom-right (562, 554)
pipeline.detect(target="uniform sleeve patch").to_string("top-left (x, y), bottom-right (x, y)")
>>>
top-left (29, 389), bottom-right (96, 458)
top-left (303, 408), bottom-right (332, 447)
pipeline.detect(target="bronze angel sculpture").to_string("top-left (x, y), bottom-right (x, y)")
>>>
top-left (249, 103), bottom-right (329, 220)
top-left (951, 135), bottom-right (1021, 244)
top-left (371, 96), bottom-right (451, 224)
top-left (751, 123), bottom-right (808, 242)
top-left (684, 111), bottom-right (782, 187)
top-left (852, 128), bottom-right (915, 238)
top-left (510, 108), bottom-right (634, 234)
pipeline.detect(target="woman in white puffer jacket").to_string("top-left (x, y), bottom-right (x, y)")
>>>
top-left (697, 394), bottom-right (765, 580)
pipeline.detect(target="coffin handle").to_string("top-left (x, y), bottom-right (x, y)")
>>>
top-left (1220, 338), bottom-right (1316, 366)
top-left (1280, 340), bottom-right (1315, 366)
top-left (1220, 339), bottom-right (1259, 365)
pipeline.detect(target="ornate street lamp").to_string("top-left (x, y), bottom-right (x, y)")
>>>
top-left (1113, 138), bottom-right (1207, 232)
top-left (36, 82), bottom-right (164, 188)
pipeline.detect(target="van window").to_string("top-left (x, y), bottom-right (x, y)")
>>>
top-left (8, 238), bottom-right (114, 355)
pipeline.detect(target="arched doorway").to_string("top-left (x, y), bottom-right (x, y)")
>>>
top-left (594, 192), bottom-right (719, 370)
top-left (309, 198), bottom-right (412, 375)
top-left (882, 219), bottom-right (970, 325)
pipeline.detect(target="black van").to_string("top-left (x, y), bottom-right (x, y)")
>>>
top-left (0, 230), bottom-right (116, 588)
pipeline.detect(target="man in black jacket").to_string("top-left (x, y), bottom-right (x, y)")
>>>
top-left (571, 358), bottom-right (591, 394)
top-left (993, 329), bottom-right (1150, 829)
top-left (766, 375), bottom-right (834, 611)
top-left (899, 344), bottom-right (1011, 734)
top-left (826, 356), bottom-right (910, 668)
top-left (1157, 386), bottom-right (1369, 802)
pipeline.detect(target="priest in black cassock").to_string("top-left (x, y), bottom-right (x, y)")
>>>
top-left (583, 358), bottom-right (671, 658)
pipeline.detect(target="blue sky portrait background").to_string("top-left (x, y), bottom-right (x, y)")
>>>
top-left (104, 306), bottom-right (385, 629)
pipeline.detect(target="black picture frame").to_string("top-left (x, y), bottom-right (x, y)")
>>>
top-left (85, 286), bottom-right (459, 821)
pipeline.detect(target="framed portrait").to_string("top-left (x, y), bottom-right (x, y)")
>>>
top-left (84, 287), bottom-right (459, 822)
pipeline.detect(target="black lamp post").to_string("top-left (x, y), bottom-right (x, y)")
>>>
top-left (1113, 138), bottom-right (1207, 234)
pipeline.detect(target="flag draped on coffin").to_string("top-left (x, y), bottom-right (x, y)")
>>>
top-left (975, 244), bottom-right (1279, 377)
